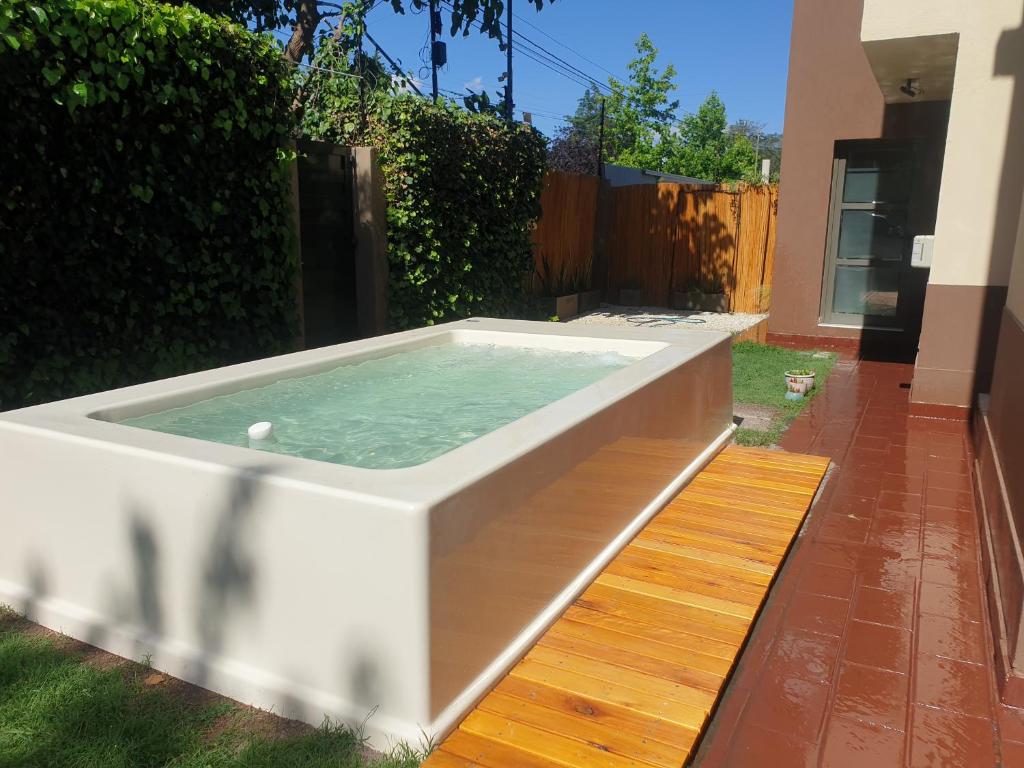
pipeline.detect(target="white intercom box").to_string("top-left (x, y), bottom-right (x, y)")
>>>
top-left (912, 235), bottom-right (934, 268)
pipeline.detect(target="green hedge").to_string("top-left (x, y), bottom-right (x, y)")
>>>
top-left (369, 99), bottom-right (547, 329)
top-left (303, 76), bottom-right (547, 329)
top-left (0, 0), bottom-right (297, 410)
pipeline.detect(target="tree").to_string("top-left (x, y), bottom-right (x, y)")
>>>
top-left (564, 40), bottom-right (771, 184)
top-left (548, 126), bottom-right (599, 175)
top-left (669, 93), bottom-right (763, 182)
top-left (567, 34), bottom-right (678, 171)
top-left (728, 118), bottom-right (782, 180)
top-left (180, 0), bottom-right (552, 64)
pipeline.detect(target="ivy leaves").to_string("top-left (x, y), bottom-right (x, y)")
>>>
top-left (359, 97), bottom-right (546, 329)
top-left (1, 0), bottom-right (298, 409)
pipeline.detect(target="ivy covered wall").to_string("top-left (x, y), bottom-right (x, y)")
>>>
top-left (0, 0), bottom-right (298, 409)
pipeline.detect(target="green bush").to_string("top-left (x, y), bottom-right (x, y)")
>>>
top-left (371, 99), bottom-right (547, 329)
top-left (301, 53), bottom-right (547, 329)
top-left (0, 0), bottom-right (298, 410)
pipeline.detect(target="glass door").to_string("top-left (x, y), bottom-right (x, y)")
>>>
top-left (820, 142), bottom-right (917, 328)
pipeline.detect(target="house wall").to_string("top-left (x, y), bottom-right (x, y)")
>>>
top-left (861, 0), bottom-right (1024, 407)
top-left (975, 184), bottom-right (1024, 701)
top-left (774, 0), bottom-right (1024, 408)
top-left (992, 199), bottom-right (1024, 533)
top-left (769, 0), bottom-right (948, 342)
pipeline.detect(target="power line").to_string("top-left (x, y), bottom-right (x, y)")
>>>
top-left (287, 59), bottom-right (365, 79)
top-left (364, 29), bottom-right (424, 96)
top-left (510, 7), bottom-right (620, 81)
top-left (513, 32), bottom-right (609, 93)
top-left (436, 0), bottom-right (609, 95)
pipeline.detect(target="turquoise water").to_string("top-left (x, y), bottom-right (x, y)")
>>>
top-left (121, 343), bottom-right (634, 469)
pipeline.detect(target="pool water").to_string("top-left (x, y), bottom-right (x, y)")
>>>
top-left (121, 343), bottom-right (634, 469)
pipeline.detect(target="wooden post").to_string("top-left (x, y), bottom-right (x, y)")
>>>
top-left (349, 146), bottom-right (389, 337)
top-left (288, 142), bottom-right (305, 351)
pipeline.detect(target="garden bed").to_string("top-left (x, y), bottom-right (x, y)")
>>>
top-left (731, 341), bottom-right (837, 446)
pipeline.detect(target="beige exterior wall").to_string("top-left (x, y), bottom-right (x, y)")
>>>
top-left (862, 0), bottom-right (1024, 287)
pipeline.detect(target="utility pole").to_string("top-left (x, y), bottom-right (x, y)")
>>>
top-left (504, 0), bottom-right (513, 122)
top-left (597, 97), bottom-right (606, 177)
top-left (429, 0), bottom-right (440, 102)
top-left (355, 8), bottom-right (365, 134)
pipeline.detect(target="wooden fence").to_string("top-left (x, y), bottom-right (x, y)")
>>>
top-left (533, 173), bottom-right (777, 314)
top-left (530, 171), bottom-right (601, 294)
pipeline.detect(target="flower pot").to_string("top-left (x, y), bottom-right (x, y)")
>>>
top-left (539, 293), bottom-right (579, 320)
top-left (671, 291), bottom-right (703, 311)
top-left (619, 288), bottom-right (644, 306)
top-left (785, 370), bottom-right (816, 396)
top-left (671, 291), bottom-right (731, 313)
top-left (578, 288), bottom-right (602, 313)
top-left (700, 293), bottom-right (730, 313)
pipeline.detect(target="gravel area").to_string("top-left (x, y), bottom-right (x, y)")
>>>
top-left (567, 304), bottom-right (768, 335)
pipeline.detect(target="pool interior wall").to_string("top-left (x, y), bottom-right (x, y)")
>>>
top-left (0, 318), bottom-right (734, 750)
top-left (117, 341), bottom-right (638, 469)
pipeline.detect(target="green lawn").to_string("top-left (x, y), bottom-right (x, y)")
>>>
top-left (732, 341), bottom-right (837, 447)
top-left (0, 607), bottom-right (423, 768)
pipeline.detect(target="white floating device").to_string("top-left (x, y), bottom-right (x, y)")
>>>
top-left (247, 421), bottom-right (273, 441)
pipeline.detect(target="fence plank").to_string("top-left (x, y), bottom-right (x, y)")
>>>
top-left (532, 171), bottom-right (600, 293)
top-left (534, 172), bottom-right (777, 312)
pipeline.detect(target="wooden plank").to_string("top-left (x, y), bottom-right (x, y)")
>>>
top-left (595, 572), bottom-right (758, 621)
top-left (460, 709), bottom-right (651, 768)
top-left (440, 729), bottom-right (565, 768)
top-left (559, 606), bottom-right (739, 662)
top-left (423, 446), bottom-right (828, 767)
top-left (630, 531), bottom-right (777, 578)
top-left (603, 555), bottom-right (766, 605)
top-left (509, 656), bottom-right (708, 730)
top-left (523, 644), bottom-right (717, 712)
top-left (493, 675), bottom-right (699, 752)
top-left (549, 615), bottom-right (733, 676)
top-left (538, 629), bottom-right (726, 693)
top-left (615, 544), bottom-right (772, 590)
top-left (578, 581), bottom-right (751, 644)
top-left (478, 691), bottom-right (683, 768)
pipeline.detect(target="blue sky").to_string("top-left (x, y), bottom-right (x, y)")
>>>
top-left (346, 0), bottom-right (794, 137)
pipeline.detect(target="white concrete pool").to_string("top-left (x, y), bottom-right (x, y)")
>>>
top-left (0, 318), bottom-right (734, 748)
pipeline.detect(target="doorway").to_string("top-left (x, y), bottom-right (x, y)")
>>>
top-left (819, 139), bottom-right (941, 359)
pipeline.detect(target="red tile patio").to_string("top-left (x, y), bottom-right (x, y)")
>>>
top-left (693, 358), bottom-right (1024, 767)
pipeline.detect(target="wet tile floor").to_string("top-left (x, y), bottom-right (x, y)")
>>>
top-left (694, 358), bottom-right (1024, 767)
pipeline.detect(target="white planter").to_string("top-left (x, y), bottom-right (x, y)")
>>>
top-left (785, 370), bottom-right (816, 395)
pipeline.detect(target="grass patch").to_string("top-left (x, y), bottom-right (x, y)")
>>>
top-left (732, 341), bottom-right (837, 447)
top-left (0, 611), bottom-right (423, 768)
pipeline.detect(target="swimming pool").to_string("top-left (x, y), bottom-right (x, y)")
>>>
top-left (0, 318), bottom-right (734, 748)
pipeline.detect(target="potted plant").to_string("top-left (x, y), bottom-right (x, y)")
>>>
top-left (671, 281), bottom-right (731, 313)
top-left (534, 252), bottom-right (591, 320)
top-left (698, 277), bottom-right (729, 313)
top-left (785, 368), bottom-right (816, 396)
top-left (671, 285), bottom-right (699, 311)
top-left (618, 282), bottom-right (644, 307)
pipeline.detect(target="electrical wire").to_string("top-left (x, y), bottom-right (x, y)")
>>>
top-left (510, 7), bottom-right (621, 80)
top-left (436, 0), bottom-right (609, 94)
top-left (288, 59), bottom-right (365, 79)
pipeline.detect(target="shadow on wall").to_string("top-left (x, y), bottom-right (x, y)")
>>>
top-left (607, 183), bottom-right (737, 308)
top-left (16, 467), bottom-right (270, 681)
top-left (12, 461), bottom-right (389, 732)
top-left (856, 100), bottom-right (951, 365)
top-left (974, 8), bottom-right (1024, 395)
top-left (673, 187), bottom-right (738, 305)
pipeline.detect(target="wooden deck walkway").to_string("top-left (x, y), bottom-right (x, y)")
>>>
top-left (422, 445), bottom-right (830, 768)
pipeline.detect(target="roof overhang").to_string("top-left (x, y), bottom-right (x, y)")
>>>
top-left (861, 32), bottom-right (959, 103)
